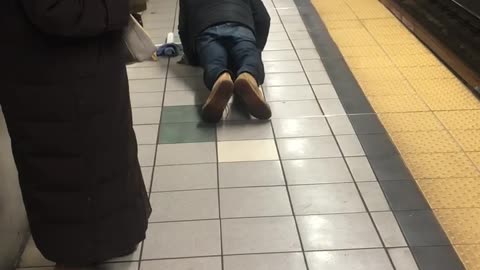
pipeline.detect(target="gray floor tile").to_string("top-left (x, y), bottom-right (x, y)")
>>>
top-left (372, 212), bottom-right (408, 247)
top-left (219, 161), bottom-right (285, 188)
top-left (346, 157), bottom-right (377, 182)
top-left (296, 49), bottom-right (321, 60)
top-left (264, 85), bottom-right (315, 101)
top-left (265, 40), bottom-right (294, 51)
top-left (357, 182), bottom-right (390, 212)
top-left (262, 50), bottom-right (298, 62)
top-left (166, 76), bottom-right (208, 92)
top-left (222, 216), bottom-right (302, 254)
top-left (18, 237), bottom-right (53, 267)
top-left (127, 67), bottom-right (167, 80)
top-left (302, 60), bottom-right (326, 72)
top-left (290, 184), bottom-right (365, 215)
top-left (141, 167), bottom-right (153, 191)
top-left (264, 73), bottom-right (309, 86)
top-left (167, 63), bottom-right (203, 78)
top-left (327, 116), bottom-right (356, 135)
top-left (336, 135), bottom-right (365, 157)
top-left (277, 137), bottom-right (342, 160)
top-left (289, 30), bottom-right (311, 40)
top-left (129, 79), bottom-right (165, 92)
top-left (272, 118), bottom-right (331, 138)
top-left (143, 220), bottom-right (221, 259)
top-left (292, 39), bottom-right (316, 49)
top-left (140, 257), bottom-right (222, 270)
top-left (264, 60), bottom-right (303, 73)
top-left (268, 32), bottom-right (290, 41)
top-left (155, 142), bottom-right (217, 165)
top-left (163, 90), bottom-right (208, 106)
top-left (153, 163), bottom-right (217, 192)
top-left (217, 121), bottom-right (273, 141)
top-left (297, 213), bottom-right (383, 250)
top-left (411, 246), bottom-right (465, 270)
top-left (319, 99), bottom-right (346, 115)
top-left (130, 92), bottom-right (164, 108)
top-left (224, 253), bottom-right (307, 270)
top-left (312, 84), bottom-right (338, 99)
top-left (306, 71), bottom-right (332, 85)
top-left (150, 189), bottom-right (219, 222)
top-left (388, 248), bottom-right (419, 270)
top-left (133, 125), bottom-right (158, 145)
top-left (270, 23), bottom-right (286, 33)
top-left (138, 145), bottom-right (156, 166)
top-left (270, 100), bottom-right (323, 118)
top-left (283, 158), bottom-right (353, 184)
top-left (285, 23), bottom-right (308, 32)
top-left (281, 15), bottom-right (304, 24)
top-left (220, 186), bottom-right (292, 218)
top-left (306, 249), bottom-right (394, 270)
top-left (132, 107), bottom-right (162, 125)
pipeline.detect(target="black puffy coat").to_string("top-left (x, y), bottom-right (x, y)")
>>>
top-left (179, 0), bottom-right (271, 65)
top-left (0, 0), bottom-right (151, 265)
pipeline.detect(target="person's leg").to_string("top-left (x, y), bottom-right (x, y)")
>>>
top-left (196, 28), bottom-right (234, 122)
top-left (226, 26), bottom-right (271, 120)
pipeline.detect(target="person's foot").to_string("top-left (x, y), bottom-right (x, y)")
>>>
top-left (202, 73), bottom-right (234, 123)
top-left (234, 73), bottom-right (271, 120)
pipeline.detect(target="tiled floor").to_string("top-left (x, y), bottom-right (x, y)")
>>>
top-left (16, 0), bottom-right (420, 269)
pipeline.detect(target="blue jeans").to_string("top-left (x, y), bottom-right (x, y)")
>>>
top-left (196, 23), bottom-right (265, 90)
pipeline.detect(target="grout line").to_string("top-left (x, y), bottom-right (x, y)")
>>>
top-left (137, 1), bottom-right (179, 269)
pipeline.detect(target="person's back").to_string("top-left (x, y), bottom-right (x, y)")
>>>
top-left (0, 0), bottom-right (151, 267)
top-left (178, 0), bottom-right (272, 122)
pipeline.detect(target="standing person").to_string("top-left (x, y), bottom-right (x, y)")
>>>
top-left (0, 0), bottom-right (151, 268)
top-left (178, 0), bottom-right (272, 123)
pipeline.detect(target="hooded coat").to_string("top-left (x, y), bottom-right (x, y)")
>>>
top-left (0, 0), bottom-right (151, 265)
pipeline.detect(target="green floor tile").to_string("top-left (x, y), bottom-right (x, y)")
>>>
top-left (159, 122), bottom-right (216, 144)
top-left (162, 105), bottom-right (203, 123)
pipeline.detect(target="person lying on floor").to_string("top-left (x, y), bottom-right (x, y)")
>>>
top-left (178, 0), bottom-right (272, 123)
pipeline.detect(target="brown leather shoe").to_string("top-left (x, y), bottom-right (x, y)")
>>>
top-left (234, 73), bottom-right (271, 120)
top-left (202, 72), bottom-right (234, 123)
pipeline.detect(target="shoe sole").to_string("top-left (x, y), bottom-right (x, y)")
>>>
top-left (202, 80), bottom-right (234, 123)
top-left (235, 78), bottom-right (272, 120)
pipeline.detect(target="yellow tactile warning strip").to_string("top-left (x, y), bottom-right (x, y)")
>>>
top-left (312, 0), bottom-right (480, 268)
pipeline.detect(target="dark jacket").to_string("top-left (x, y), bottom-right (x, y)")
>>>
top-left (0, 0), bottom-right (151, 265)
top-left (179, 0), bottom-right (270, 65)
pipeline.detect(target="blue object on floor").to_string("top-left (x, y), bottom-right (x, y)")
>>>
top-left (156, 43), bottom-right (183, 57)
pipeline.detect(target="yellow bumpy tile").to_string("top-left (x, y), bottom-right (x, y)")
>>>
top-left (390, 54), bottom-right (442, 67)
top-left (409, 79), bottom-right (480, 111)
top-left (468, 152), bottom-right (480, 170)
top-left (382, 44), bottom-right (429, 56)
top-left (368, 95), bottom-right (429, 113)
top-left (399, 66), bottom-right (455, 80)
top-left (435, 111), bottom-right (480, 130)
top-left (403, 153), bottom-right (480, 179)
top-left (378, 112), bottom-right (444, 132)
top-left (325, 20), bottom-right (363, 30)
top-left (435, 209), bottom-right (480, 245)
top-left (390, 131), bottom-right (461, 154)
top-left (417, 178), bottom-right (480, 208)
top-left (345, 56), bottom-right (394, 68)
top-left (351, 67), bottom-right (405, 81)
top-left (451, 130), bottom-right (480, 152)
top-left (357, 80), bottom-right (415, 96)
top-left (328, 28), bottom-right (378, 46)
top-left (455, 245), bottom-right (480, 270)
top-left (339, 46), bottom-right (386, 57)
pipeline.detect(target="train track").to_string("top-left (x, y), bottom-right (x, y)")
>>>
top-left (380, 0), bottom-right (480, 94)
